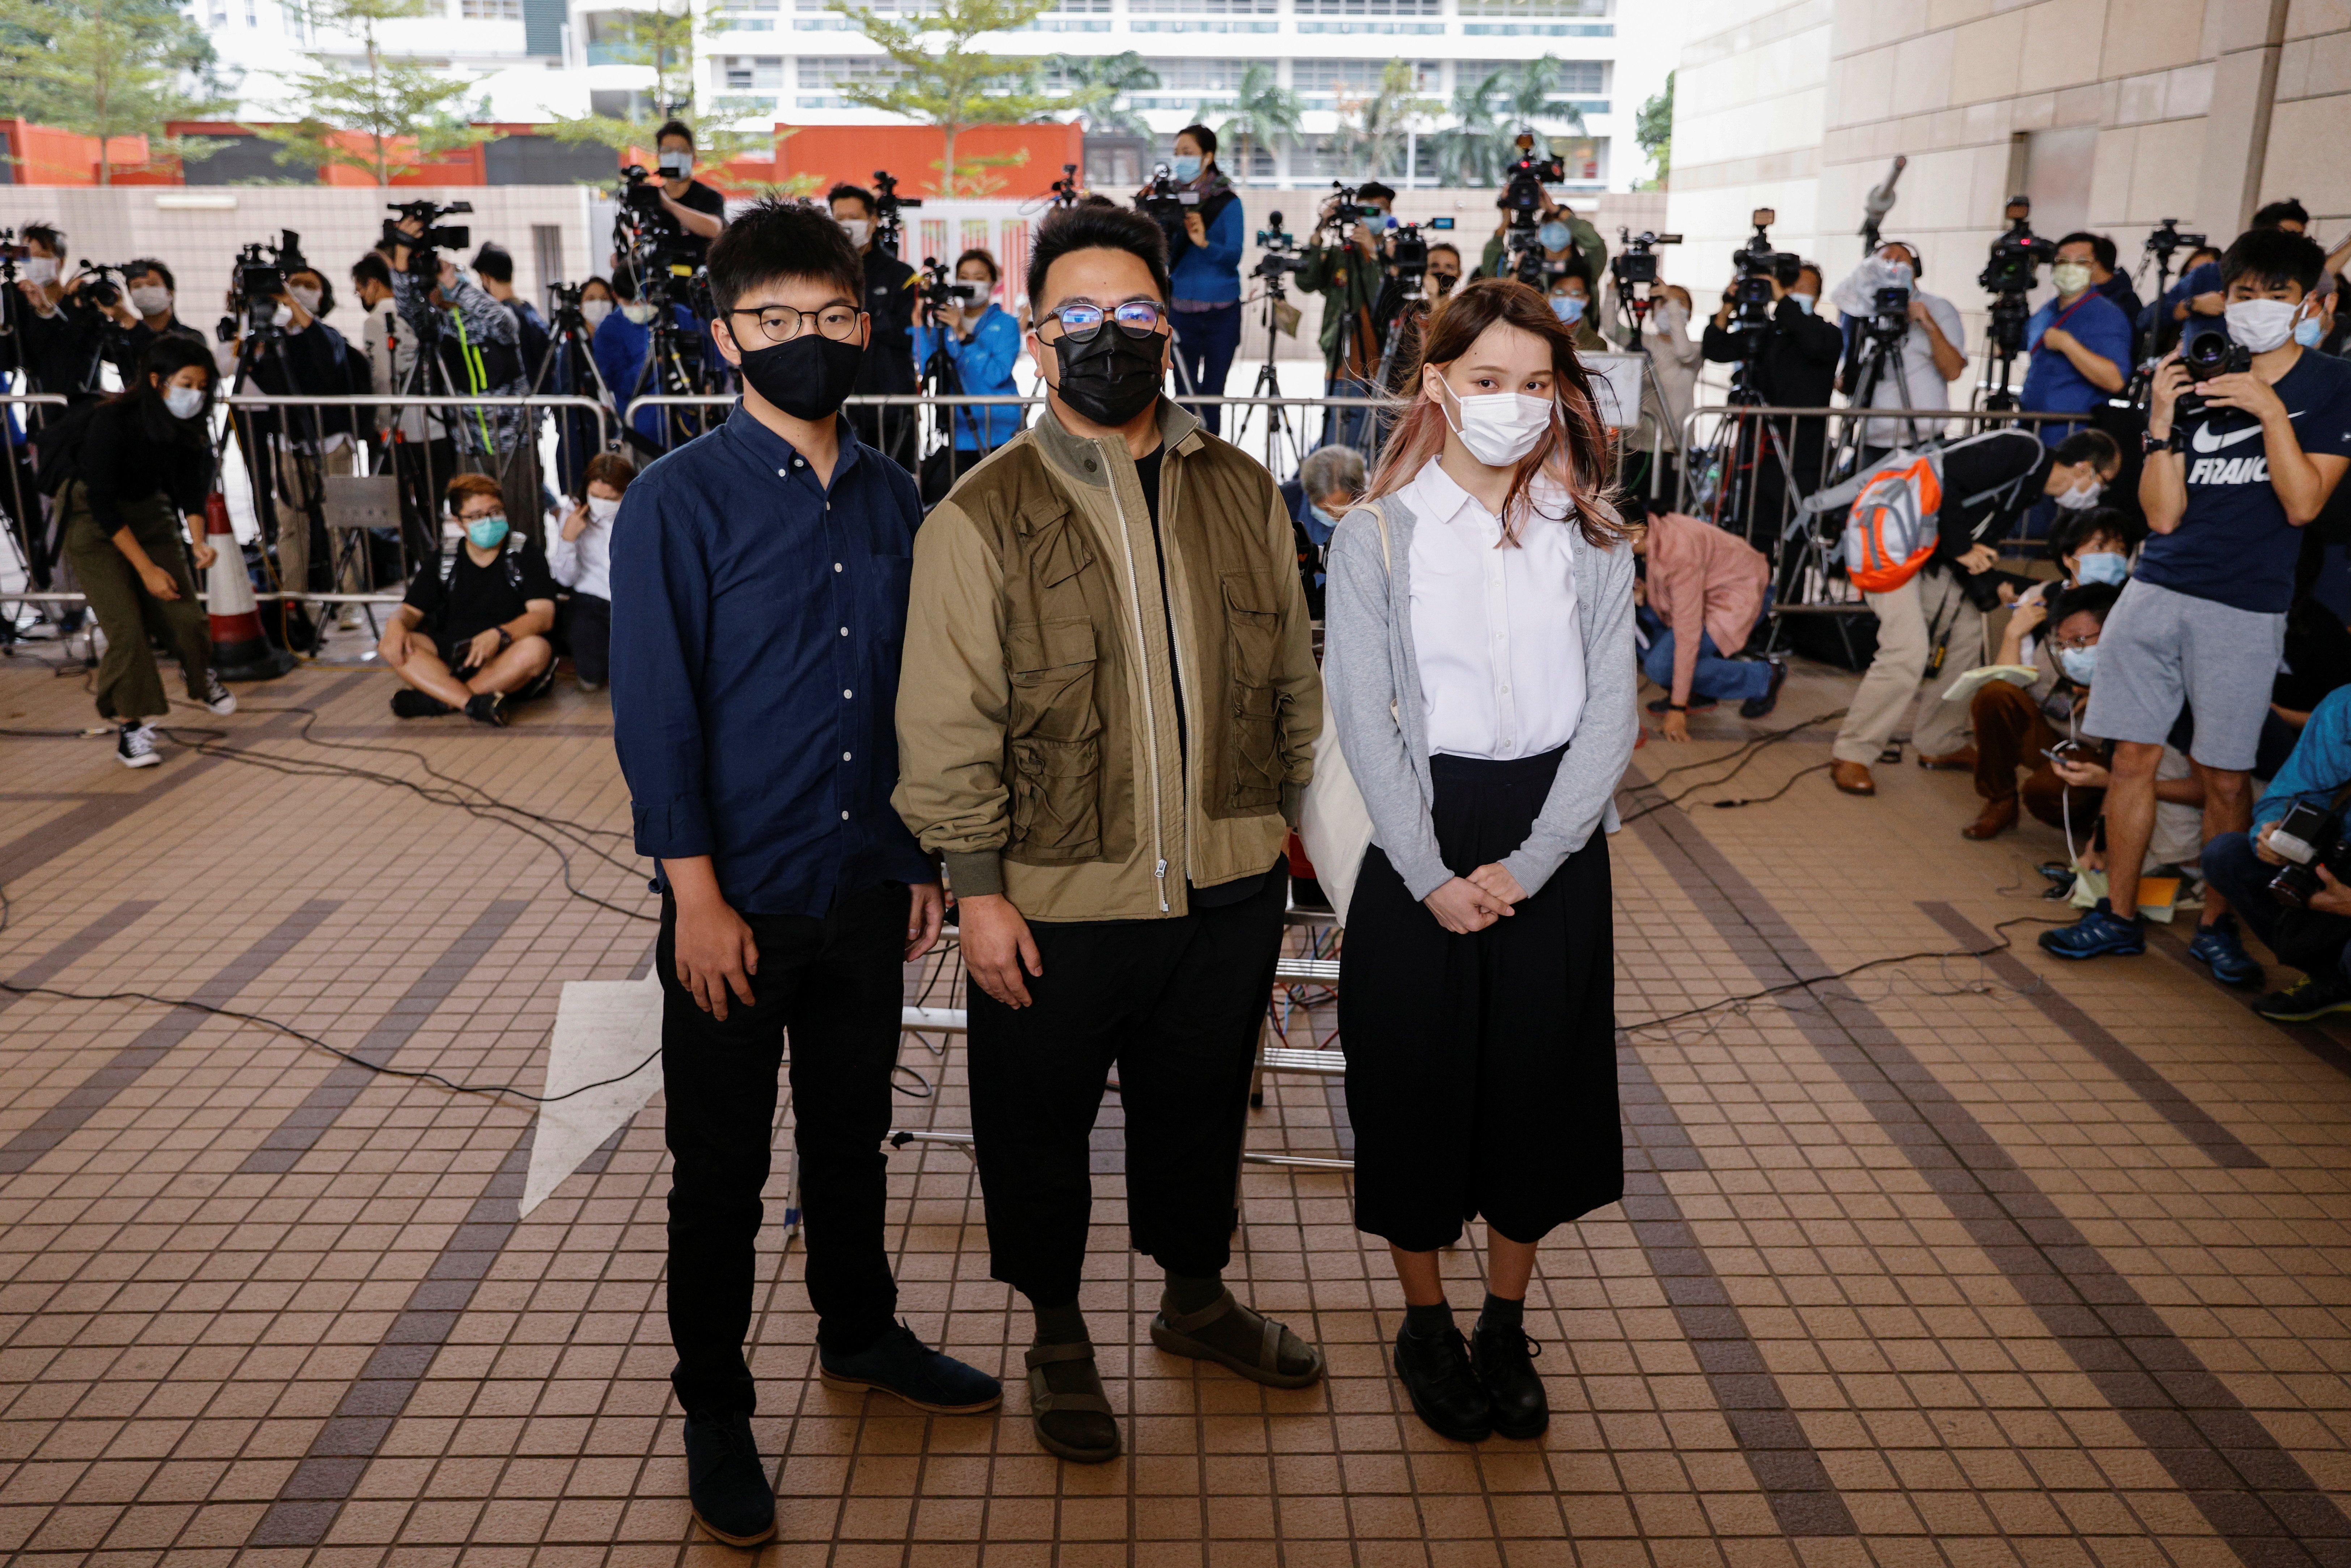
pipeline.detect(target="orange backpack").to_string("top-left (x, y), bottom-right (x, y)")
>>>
top-left (1841, 450), bottom-right (1943, 594)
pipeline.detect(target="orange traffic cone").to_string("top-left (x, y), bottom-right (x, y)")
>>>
top-left (203, 494), bottom-right (294, 682)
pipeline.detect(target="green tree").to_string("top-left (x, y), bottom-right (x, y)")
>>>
top-left (0, 0), bottom-right (232, 184)
top-left (259, 0), bottom-right (488, 186)
top-left (1635, 70), bottom-right (1673, 189)
top-left (1212, 62), bottom-right (1300, 185)
top-left (1428, 67), bottom-right (1504, 186)
top-left (827, 0), bottom-right (1103, 197)
top-left (1051, 49), bottom-right (1156, 140)
top-left (1334, 60), bottom-right (1432, 182)
top-left (1502, 54), bottom-right (1583, 140)
top-left (541, 0), bottom-right (770, 175)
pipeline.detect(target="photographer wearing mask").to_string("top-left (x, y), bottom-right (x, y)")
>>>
top-left (550, 450), bottom-right (633, 692)
top-left (379, 472), bottom-right (555, 725)
top-left (2046, 226), bottom-right (2351, 966)
top-left (387, 217), bottom-right (534, 530)
top-left (1544, 270), bottom-right (1606, 350)
top-left (1600, 280), bottom-right (1702, 498)
top-left (911, 247), bottom-right (1024, 505)
top-left (1285, 441), bottom-right (1366, 615)
top-left (2021, 236), bottom-right (2134, 446)
top-left (829, 183), bottom-right (920, 471)
top-left (53, 337), bottom-right (237, 768)
top-left (100, 260), bottom-right (208, 390)
top-left (1828, 242), bottom-right (1967, 459)
top-left (896, 204), bottom-right (1324, 1467)
top-left (1703, 258), bottom-right (1842, 532)
top-left (2206, 683), bottom-right (2351, 1021)
top-left (247, 264), bottom-right (370, 626)
top-left (593, 266), bottom-right (701, 452)
top-left (1828, 427), bottom-right (2121, 796)
top-left (473, 242), bottom-right (551, 377)
top-left (1155, 125), bottom-right (1244, 437)
top-left (1476, 198), bottom-right (1607, 288)
top-left (609, 200), bottom-right (990, 1550)
top-left (352, 249), bottom-right (451, 571)
top-left (650, 121), bottom-right (728, 265)
top-left (1297, 180), bottom-right (1398, 449)
top-left (1426, 242), bottom-right (1463, 299)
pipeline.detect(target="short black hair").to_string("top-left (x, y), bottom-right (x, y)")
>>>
top-left (1027, 204), bottom-right (1170, 314)
top-left (1428, 242), bottom-right (1461, 263)
top-left (706, 196), bottom-right (862, 316)
top-left (828, 182), bottom-right (875, 216)
top-left (609, 264), bottom-right (638, 301)
top-left (1880, 239), bottom-right (1922, 278)
top-left (472, 242), bottom-right (514, 283)
top-left (2053, 428), bottom-right (2120, 472)
top-left (955, 246), bottom-right (999, 283)
top-left (22, 222), bottom-right (61, 255)
top-left (126, 257), bottom-right (174, 293)
top-left (1174, 123), bottom-right (1217, 160)
top-left (2057, 231), bottom-right (2117, 272)
top-left (2222, 225), bottom-right (2327, 294)
top-left (2048, 503), bottom-right (2143, 561)
top-left (2050, 579), bottom-right (2123, 630)
top-left (1357, 180), bottom-right (1396, 205)
top-left (656, 119), bottom-right (694, 148)
top-left (350, 250), bottom-right (392, 291)
top-left (2254, 197), bottom-right (2310, 229)
top-left (582, 274), bottom-right (615, 299)
top-left (1080, 192), bottom-right (1117, 209)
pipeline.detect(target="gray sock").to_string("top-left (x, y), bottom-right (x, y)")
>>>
top-left (1032, 1298), bottom-right (1089, 1345)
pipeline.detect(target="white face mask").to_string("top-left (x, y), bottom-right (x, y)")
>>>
top-left (1432, 376), bottom-right (1554, 468)
top-left (621, 300), bottom-right (656, 326)
top-left (162, 383), bottom-right (204, 420)
top-left (2052, 262), bottom-right (2093, 297)
top-left (129, 284), bottom-right (171, 318)
top-left (840, 217), bottom-right (872, 248)
top-left (2053, 476), bottom-right (2104, 511)
top-left (2224, 298), bottom-right (2300, 354)
top-left (582, 298), bottom-right (614, 331)
top-left (586, 494), bottom-right (621, 524)
top-left (23, 256), bottom-right (55, 286)
top-left (288, 284), bottom-right (322, 316)
top-left (658, 150), bottom-right (692, 179)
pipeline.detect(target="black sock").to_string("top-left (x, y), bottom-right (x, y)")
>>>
top-left (1031, 1298), bottom-right (1089, 1346)
top-left (1403, 1301), bottom-right (1453, 1339)
top-left (1162, 1271), bottom-right (1225, 1316)
top-left (1479, 1293), bottom-right (1523, 1334)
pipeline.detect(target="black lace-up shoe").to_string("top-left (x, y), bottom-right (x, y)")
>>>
top-left (1394, 1322), bottom-right (1493, 1442)
top-left (1470, 1319), bottom-right (1549, 1439)
top-left (683, 1411), bottom-right (775, 1547)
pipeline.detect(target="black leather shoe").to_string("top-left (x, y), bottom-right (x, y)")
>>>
top-left (1470, 1320), bottom-right (1549, 1440)
top-left (1394, 1323), bottom-right (1492, 1442)
top-left (820, 1322), bottom-right (1003, 1414)
top-left (683, 1411), bottom-right (776, 1547)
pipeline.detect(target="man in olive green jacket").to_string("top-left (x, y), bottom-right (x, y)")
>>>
top-left (894, 205), bottom-right (1323, 1467)
top-left (1294, 180), bottom-right (1395, 449)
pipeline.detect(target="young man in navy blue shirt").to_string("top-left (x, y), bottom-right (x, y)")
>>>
top-left (609, 199), bottom-right (999, 1549)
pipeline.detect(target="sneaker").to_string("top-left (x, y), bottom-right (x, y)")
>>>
top-left (1646, 694), bottom-right (1718, 714)
top-left (1393, 1322), bottom-right (1493, 1443)
top-left (2253, 973), bottom-right (2351, 1023)
top-left (463, 692), bottom-right (509, 727)
top-left (681, 1411), bottom-right (775, 1547)
top-left (390, 689), bottom-right (452, 719)
top-left (200, 670), bottom-right (237, 716)
top-left (2037, 897), bottom-right (2145, 960)
top-left (1739, 659), bottom-right (1788, 720)
top-left (575, 677), bottom-right (605, 693)
top-left (2186, 914), bottom-right (2263, 989)
top-left (115, 721), bottom-right (159, 769)
top-left (1469, 1318), bottom-right (1548, 1440)
top-left (819, 1322), bottom-right (1003, 1414)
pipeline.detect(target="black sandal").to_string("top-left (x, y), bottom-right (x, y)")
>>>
top-left (1149, 1289), bottom-right (1325, 1389)
top-left (1023, 1340), bottom-right (1121, 1463)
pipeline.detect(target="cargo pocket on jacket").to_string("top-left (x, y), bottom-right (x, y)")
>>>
top-left (1006, 616), bottom-right (1104, 861)
top-left (1223, 573), bottom-right (1284, 811)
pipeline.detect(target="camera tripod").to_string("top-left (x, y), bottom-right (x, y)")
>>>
top-left (528, 288), bottom-right (618, 499)
top-left (1826, 315), bottom-right (1918, 484)
top-left (1979, 290), bottom-right (2029, 415)
top-left (1607, 289), bottom-right (1689, 506)
top-left (224, 313), bottom-right (343, 650)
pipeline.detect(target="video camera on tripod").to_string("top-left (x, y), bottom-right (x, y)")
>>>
top-left (1977, 195), bottom-right (2055, 406)
top-left (1608, 228), bottom-right (1680, 332)
top-left (218, 229), bottom-right (309, 343)
top-left (1386, 217), bottom-right (1455, 292)
top-left (1253, 212), bottom-right (1305, 282)
top-left (2144, 217), bottom-right (2207, 267)
top-left (1139, 163), bottom-right (1203, 251)
top-left (1724, 209), bottom-right (1799, 340)
top-left (1496, 132), bottom-right (1570, 289)
top-left (67, 260), bottom-right (129, 313)
top-left (1049, 163), bottom-right (1083, 210)
top-left (872, 169), bottom-right (921, 259)
top-left (383, 198), bottom-right (471, 283)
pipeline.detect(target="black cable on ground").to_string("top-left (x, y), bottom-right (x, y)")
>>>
top-left (1616, 705), bottom-right (1849, 825)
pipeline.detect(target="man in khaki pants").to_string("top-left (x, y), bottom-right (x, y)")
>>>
top-left (1830, 427), bottom-right (2121, 795)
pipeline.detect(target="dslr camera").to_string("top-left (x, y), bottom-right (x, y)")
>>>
top-left (2267, 798), bottom-right (2351, 910)
top-left (383, 198), bottom-right (472, 282)
top-left (872, 169), bottom-right (922, 259)
top-left (2173, 317), bottom-right (2253, 426)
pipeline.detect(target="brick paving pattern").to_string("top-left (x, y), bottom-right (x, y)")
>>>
top-left (1, 658), bottom-right (2347, 1567)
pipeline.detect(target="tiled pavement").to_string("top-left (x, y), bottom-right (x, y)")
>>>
top-left (1, 655), bottom-right (2348, 1568)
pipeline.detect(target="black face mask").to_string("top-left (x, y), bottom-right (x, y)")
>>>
top-left (735, 331), bottom-right (864, 422)
top-left (1049, 325), bottom-right (1166, 428)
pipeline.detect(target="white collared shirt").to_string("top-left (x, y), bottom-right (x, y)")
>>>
top-left (547, 508), bottom-right (612, 600)
top-left (1401, 459), bottom-right (1585, 761)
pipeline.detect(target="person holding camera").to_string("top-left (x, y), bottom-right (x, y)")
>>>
top-left (1152, 124), bottom-right (1244, 437)
top-left (350, 249), bottom-right (452, 573)
top-left (910, 247), bottom-right (1023, 506)
top-left (1702, 258), bottom-right (1842, 535)
top-left (379, 472), bottom-right (555, 725)
top-left (1476, 197), bottom-right (1606, 289)
top-left (648, 121), bottom-right (727, 265)
top-left (592, 266), bottom-right (702, 452)
top-left (386, 215), bottom-right (534, 531)
top-left (2204, 684), bottom-right (2351, 1021)
top-left (473, 242), bottom-right (551, 378)
top-left (2020, 237), bottom-right (2134, 446)
top-left (1296, 181), bottom-right (1398, 450)
top-left (52, 336), bottom-right (237, 768)
top-left (2043, 226), bottom-right (2351, 967)
top-left (1828, 242), bottom-right (1967, 460)
top-left (830, 182), bottom-right (920, 471)
top-left (550, 450), bottom-right (632, 693)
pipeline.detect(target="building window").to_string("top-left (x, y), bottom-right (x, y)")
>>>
top-left (795, 54), bottom-right (908, 105)
top-left (1127, 0), bottom-right (1275, 29)
top-left (1457, 0), bottom-right (1608, 13)
top-left (1291, 0), bottom-right (1438, 14)
top-left (1127, 56), bottom-right (1256, 105)
top-left (1455, 58), bottom-right (1606, 93)
top-left (1291, 58), bottom-right (1439, 98)
top-left (461, 0), bottom-right (520, 18)
top-left (719, 54), bottom-right (785, 90)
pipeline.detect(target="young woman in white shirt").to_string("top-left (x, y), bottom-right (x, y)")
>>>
top-left (1323, 277), bottom-right (1637, 1444)
top-left (548, 450), bottom-right (634, 692)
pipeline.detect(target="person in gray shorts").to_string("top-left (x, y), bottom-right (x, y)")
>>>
top-left (2043, 225), bottom-right (2351, 967)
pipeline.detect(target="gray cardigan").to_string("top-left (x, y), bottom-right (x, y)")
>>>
top-left (1323, 486), bottom-right (1636, 901)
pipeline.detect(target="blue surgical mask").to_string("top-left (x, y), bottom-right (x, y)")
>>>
top-left (2074, 551), bottom-right (2128, 586)
top-left (1171, 155), bottom-right (1201, 182)
top-left (1788, 292), bottom-right (1817, 314)
top-left (1538, 221), bottom-right (1572, 252)
top-left (1307, 503), bottom-right (1339, 536)
top-left (1551, 294), bottom-right (1585, 324)
top-left (2058, 645), bottom-right (2098, 686)
top-left (2296, 312), bottom-right (2326, 348)
top-left (465, 514), bottom-right (510, 550)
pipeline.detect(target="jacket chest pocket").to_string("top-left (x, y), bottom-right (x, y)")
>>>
top-left (1006, 616), bottom-right (1104, 861)
top-left (1222, 572), bottom-right (1284, 810)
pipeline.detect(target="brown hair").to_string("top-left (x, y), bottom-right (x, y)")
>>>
top-left (583, 451), bottom-right (637, 495)
top-left (1366, 276), bottom-right (1625, 549)
top-left (445, 472), bottom-right (503, 513)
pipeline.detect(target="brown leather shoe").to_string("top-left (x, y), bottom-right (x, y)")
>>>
top-left (1832, 760), bottom-right (1876, 796)
top-left (1961, 795), bottom-right (2019, 839)
top-left (1917, 746), bottom-right (1978, 771)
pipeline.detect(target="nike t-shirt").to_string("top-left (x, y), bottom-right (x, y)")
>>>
top-left (2135, 349), bottom-right (2351, 613)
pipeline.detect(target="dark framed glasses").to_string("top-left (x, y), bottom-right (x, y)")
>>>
top-left (1039, 299), bottom-right (1167, 343)
top-left (726, 303), bottom-right (860, 344)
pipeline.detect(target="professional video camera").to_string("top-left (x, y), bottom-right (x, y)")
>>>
top-left (2173, 317), bottom-right (2252, 426)
top-left (1139, 163), bottom-right (1203, 251)
top-left (1387, 217), bottom-right (1455, 290)
top-left (1723, 208), bottom-right (1799, 340)
top-left (2267, 796), bottom-right (2351, 910)
top-left (2144, 217), bottom-right (2206, 265)
top-left (1610, 228), bottom-right (1680, 290)
top-left (618, 163), bottom-right (665, 215)
top-left (68, 261), bottom-right (127, 313)
top-left (217, 229), bottom-right (308, 343)
top-left (1497, 132), bottom-right (1564, 224)
top-left (383, 198), bottom-right (472, 283)
top-left (872, 169), bottom-right (921, 259)
top-left (1253, 211), bottom-right (1305, 281)
top-left (1978, 195), bottom-right (2057, 297)
top-left (1050, 163), bottom-right (1083, 211)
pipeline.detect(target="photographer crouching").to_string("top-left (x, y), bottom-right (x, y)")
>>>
top-left (2203, 683), bottom-right (2351, 1020)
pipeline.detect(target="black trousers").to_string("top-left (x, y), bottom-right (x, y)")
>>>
top-left (563, 592), bottom-right (611, 685)
top-left (966, 869), bottom-right (1287, 1308)
top-left (659, 881), bottom-right (909, 1416)
top-left (1338, 748), bottom-right (1621, 1252)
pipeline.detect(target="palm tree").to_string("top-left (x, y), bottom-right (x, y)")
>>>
top-left (1335, 60), bottom-right (1432, 181)
top-left (1215, 62), bottom-right (1302, 184)
top-left (1050, 50), bottom-right (1158, 139)
top-left (1429, 67), bottom-right (1504, 186)
top-left (1497, 53), bottom-right (1584, 163)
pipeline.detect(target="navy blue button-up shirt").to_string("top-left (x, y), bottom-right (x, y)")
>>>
top-left (610, 404), bottom-right (932, 917)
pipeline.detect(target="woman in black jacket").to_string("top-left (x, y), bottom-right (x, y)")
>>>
top-left (60, 336), bottom-right (235, 768)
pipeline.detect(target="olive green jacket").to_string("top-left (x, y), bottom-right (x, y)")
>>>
top-left (1293, 238), bottom-right (1387, 373)
top-left (1479, 211), bottom-right (1609, 286)
top-left (893, 399), bottom-right (1321, 921)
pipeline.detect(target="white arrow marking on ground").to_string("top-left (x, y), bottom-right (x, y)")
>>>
top-left (522, 974), bottom-right (665, 1218)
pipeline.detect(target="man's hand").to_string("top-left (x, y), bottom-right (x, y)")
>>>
top-left (190, 540), bottom-right (217, 573)
top-left (1957, 543), bottom-right (1998, 574)
top-left (2147, 354), bottom-right (2189, 437)
top-left (2009, 599), bottom-right (2047, 637)
top-left (2040, 325), bottom-right (2077, 356)
top-left (673, 892), bottom-right (758, 1020)
top-left (1467, 862), bottom-right (1528, 906)
top-left (465, 626), bottom-right (503, 669)
top-left (1906, 297), bottom-right (1932, 324)
top-left (1422, 876), bottom-right (1512, 934)
top-left (380, 623), bottom-right (411, 665)
top-left (1182, 212), bottom-right (1207, 248)
top-left (2309, 864), bottom-right (2351, 918)
top-left (959, 892), bottom-right (1042, 1007)
top-left (1661, 707), bottom-right (1691, 743)
top-left (906, 882), bottom-right (944, 961)
top-left (2052, 756), bottom-right (2111, 790)
top-left (2192, 369), bottom-right (2288, 426)
top-left (2188, 289), bottom-right (2225, 318)
top-left (436, 256), bottom-right (458, 294)
top-left (137, 562), bottom-right (179, 601)
top-left (2256, 824), bottom-right (2288, 866)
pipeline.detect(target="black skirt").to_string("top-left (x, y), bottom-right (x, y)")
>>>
top-left (1337, 745), bottom-right (1621, 1252)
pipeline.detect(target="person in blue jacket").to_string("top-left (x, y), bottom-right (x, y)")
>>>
top-left (594, 265), bottom-right (709, 456)
top-left (1151, 123), bottom-right (1243, 437)
top-left (911, 247), bottom-right (1025, 505)
top-left (2204, 685), bottom-right (2351, 1021)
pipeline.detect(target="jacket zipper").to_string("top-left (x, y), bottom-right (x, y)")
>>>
top-left (1104, 443), bottom-right (1172, 912)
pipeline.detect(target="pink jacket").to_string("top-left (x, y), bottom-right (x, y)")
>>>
top-left (1644, 511), bottom-right (1770, 705)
